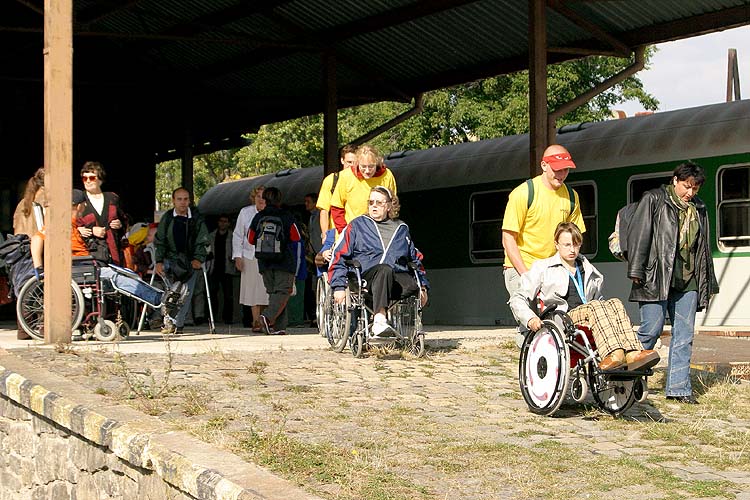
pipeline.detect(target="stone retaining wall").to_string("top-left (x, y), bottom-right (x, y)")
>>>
top-left (0, 352), bottom-right (320, 500)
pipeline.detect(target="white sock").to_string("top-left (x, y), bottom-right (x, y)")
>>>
top-left (374, 313), bottom-right (387, 324)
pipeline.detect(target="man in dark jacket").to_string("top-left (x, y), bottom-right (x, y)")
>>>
top-left (248, 187), bottom-right (301, 335)
top-left (155, 187), bottom-right (209, 334)
top-left (627, 162), bottom-right (719, 404)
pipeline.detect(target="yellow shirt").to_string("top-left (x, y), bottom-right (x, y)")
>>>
top-left (330, 167), bottom-right (398, 224)
top-left (316, 172), bottom-right (338, 231)
top-left (502, 175), bottom-right (585, 269)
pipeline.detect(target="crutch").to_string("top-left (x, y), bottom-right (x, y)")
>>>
top-left (136, 245), bottom-right (157, 335)
top-left (201, 262), bottom-right (216, 334)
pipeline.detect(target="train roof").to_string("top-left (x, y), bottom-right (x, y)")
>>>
top-left (199, 100), bottom-right (750, 215)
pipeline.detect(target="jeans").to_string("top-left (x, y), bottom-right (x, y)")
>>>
top-left (637, 290), bottom-right (698, 397)
top-left (100, 266), bottom-right (163, 307)
top-left (164, 259), bottom-right (198, 328)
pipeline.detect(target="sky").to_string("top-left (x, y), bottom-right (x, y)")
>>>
top-left (617, 25), bottom-right (750, 116)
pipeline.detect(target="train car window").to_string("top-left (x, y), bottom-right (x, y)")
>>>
top-left (628, 173), bottom-right (672, 202)
top-left (470, 190), bottom-right (510, 263)
top-left (718, 165), bottom-right (750, 249)
top-left (567, 182), bottom-right (597, 257)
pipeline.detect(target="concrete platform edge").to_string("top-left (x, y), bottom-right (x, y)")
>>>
top-left (0, 350), bottom-right (322, 500)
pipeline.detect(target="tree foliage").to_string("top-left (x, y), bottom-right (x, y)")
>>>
top-left (156, 51), bottom-right (659, 204)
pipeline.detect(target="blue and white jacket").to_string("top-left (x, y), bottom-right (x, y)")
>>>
top-left (328, 215), bottom-right (428, 291)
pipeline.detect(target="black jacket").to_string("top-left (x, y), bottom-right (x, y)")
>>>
top-left (627, 186), bottom-right (718, 310)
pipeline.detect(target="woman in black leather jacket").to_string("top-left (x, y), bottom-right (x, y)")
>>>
top-left (626, 162), bottom-right (719, 404)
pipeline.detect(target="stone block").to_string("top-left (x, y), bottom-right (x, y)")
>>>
top-left (35, 434), bottom-right (74, 484)
top-left (69, 437), bottom-right (108, 472)
top-left (0, 471), bottom-right (22, 493)
top-left (32, 481), bottom-right (73, 500)
top-left (7, 452), bottom-right (35, 486)
top-left (32, 414), bottom-right (59, 435)
top-left (7, 421), bottom-right (35, 456)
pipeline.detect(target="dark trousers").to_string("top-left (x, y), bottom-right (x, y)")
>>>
top-left (362, 264), bottom-right (419, 313)
top-left (209, 272), bottom-right (234, 323)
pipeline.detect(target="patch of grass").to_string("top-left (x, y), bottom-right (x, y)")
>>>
top-left (246, 360), bottom-right (268, 375)
top-left (93, 387), bottom-right (108, 396)
top-left (284, 384), bottom-right (313, 394)
top-left (231, 426), bottom-right (431, 500)
top-left (181, 385), bottom-right (211, 416)
top-left (221, 371), bottom-right (238, 378)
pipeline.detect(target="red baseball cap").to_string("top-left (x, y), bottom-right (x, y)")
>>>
top-left (543, 153), bottom-right (576, 171)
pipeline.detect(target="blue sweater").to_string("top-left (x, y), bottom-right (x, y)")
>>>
top-left (328, 215), bottom-right (428, 291)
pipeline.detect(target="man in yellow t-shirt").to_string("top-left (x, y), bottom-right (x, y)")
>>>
top-left (316, 144), bottom-right (357, 242)
top-left (502, 144), bottom-right (585, 299)
top-left (329, 144), bottom-right (398, 232)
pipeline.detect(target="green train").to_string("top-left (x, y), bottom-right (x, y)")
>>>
top-left (200, 100), bottom-right (750, 327)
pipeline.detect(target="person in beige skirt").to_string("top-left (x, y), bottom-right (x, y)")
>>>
top-left (232, 185), bottom-right (269, 331)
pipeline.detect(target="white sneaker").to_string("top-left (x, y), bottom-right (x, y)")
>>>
top-left (372, 320), bottom-right (397, 338)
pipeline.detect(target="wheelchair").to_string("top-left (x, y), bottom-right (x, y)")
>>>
top-left (518, 306), bottom-right (651, 417)
top-left (315, 273), bottom-right (349, 353)
top-left (16, 256), bottom-right (182, 342)
top-left (329, 260), bottom-right (426, 358)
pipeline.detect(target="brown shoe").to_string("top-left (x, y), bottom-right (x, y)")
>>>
top-left (625, 350), bottom-right (660, 371)
top-left (599, 353), bottom-right (625, 371)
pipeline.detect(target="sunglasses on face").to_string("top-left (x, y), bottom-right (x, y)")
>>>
top-left (82, 174), bottom-right (98, 181)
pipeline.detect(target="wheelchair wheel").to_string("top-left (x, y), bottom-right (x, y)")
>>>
top-left (518, 320), bottom-right (570, 416)
top-left (633, 377), bottom-right (649, 404)
top-left (391, 296), bottom-right (426, 358)
top-left (328, 291), bottom-right (349, 353)
top-left (16, 277), bottom-right (85, 341)
top-left (316, 276), bottom-right (328, 337)
top-left (588, 371), bottom-right (636, 416)
top-left (94, 319), bottom-right (120, 342)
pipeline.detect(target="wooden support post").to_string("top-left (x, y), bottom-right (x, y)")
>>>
top-left (323, 52), bottom-right (339, 177)
top-left (727, 48), bottom-right (741, 102)
top-left (529, 0), bottom-right (548, 178)
top-left (43, 0), bottom-right (73, 344)
top-left (181, 130), bottom-right (194, 196)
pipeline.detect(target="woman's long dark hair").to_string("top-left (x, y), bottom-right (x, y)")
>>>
top-left (21, 167), bottom-right (44, 217)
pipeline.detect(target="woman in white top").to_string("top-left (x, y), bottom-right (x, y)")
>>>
top-left (232, 185), bottom-right (269, 331)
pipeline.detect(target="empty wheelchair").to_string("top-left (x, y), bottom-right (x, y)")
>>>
top-left (332, 260), bottom-right (426, 358)
top-left (16, 257), bottom-right (183, 341)
top-left (518, 306), bottom-right (651, 417)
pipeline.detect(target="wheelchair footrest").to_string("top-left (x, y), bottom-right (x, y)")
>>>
top-left (599, 367), bottom-right (654, 380)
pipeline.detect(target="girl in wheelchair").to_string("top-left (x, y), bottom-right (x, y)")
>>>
top-left (329, 186), bottom-right (428, 339)
top-left (510, 222), bottom-right (659, 372)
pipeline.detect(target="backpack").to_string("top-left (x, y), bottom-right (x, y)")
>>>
top-left (0, 234), bottom-right (35, 298)
top-left (254, 215), bottom-right (285, 261)
top-left (525, 179), bottom-right (576, 216)
top-left (608, 202), bottom-right (639, 261)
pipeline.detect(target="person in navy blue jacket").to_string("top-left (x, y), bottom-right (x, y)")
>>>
top-left (329, 186), bottom-right (428, 338)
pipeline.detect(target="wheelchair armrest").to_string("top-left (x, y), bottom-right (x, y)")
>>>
top-left (344, 259), bottom-right (361, 269)
top-left (407, 261), bottom-right (419, 271)
top-left (539, 304), bottom-right (558, 319)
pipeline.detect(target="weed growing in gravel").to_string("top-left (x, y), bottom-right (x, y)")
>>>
top-left (181, 384), bottom-right (212, 416)
top-left (246, 360), bottom-right (268, 374)
top-left (113, 334), bottom-right (174, 401)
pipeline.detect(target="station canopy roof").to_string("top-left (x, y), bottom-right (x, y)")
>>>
top-left (2, 0), bottom-right (749, 161)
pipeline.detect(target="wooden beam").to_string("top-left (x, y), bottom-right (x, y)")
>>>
top-left (43, 0), bottom-right (73, 344)
top-left (323, 52), bottom-right (339, 177)
top-left (620, 5), bottom-right (750, 46)
top-left (529, 0), bottom-right (548, 179)
top-left (547, 0), bottom-right (630, 57)
top-left (15, 0), bottom-right (43, 16)
top-left (181, 130), bottom-right (194, 196)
